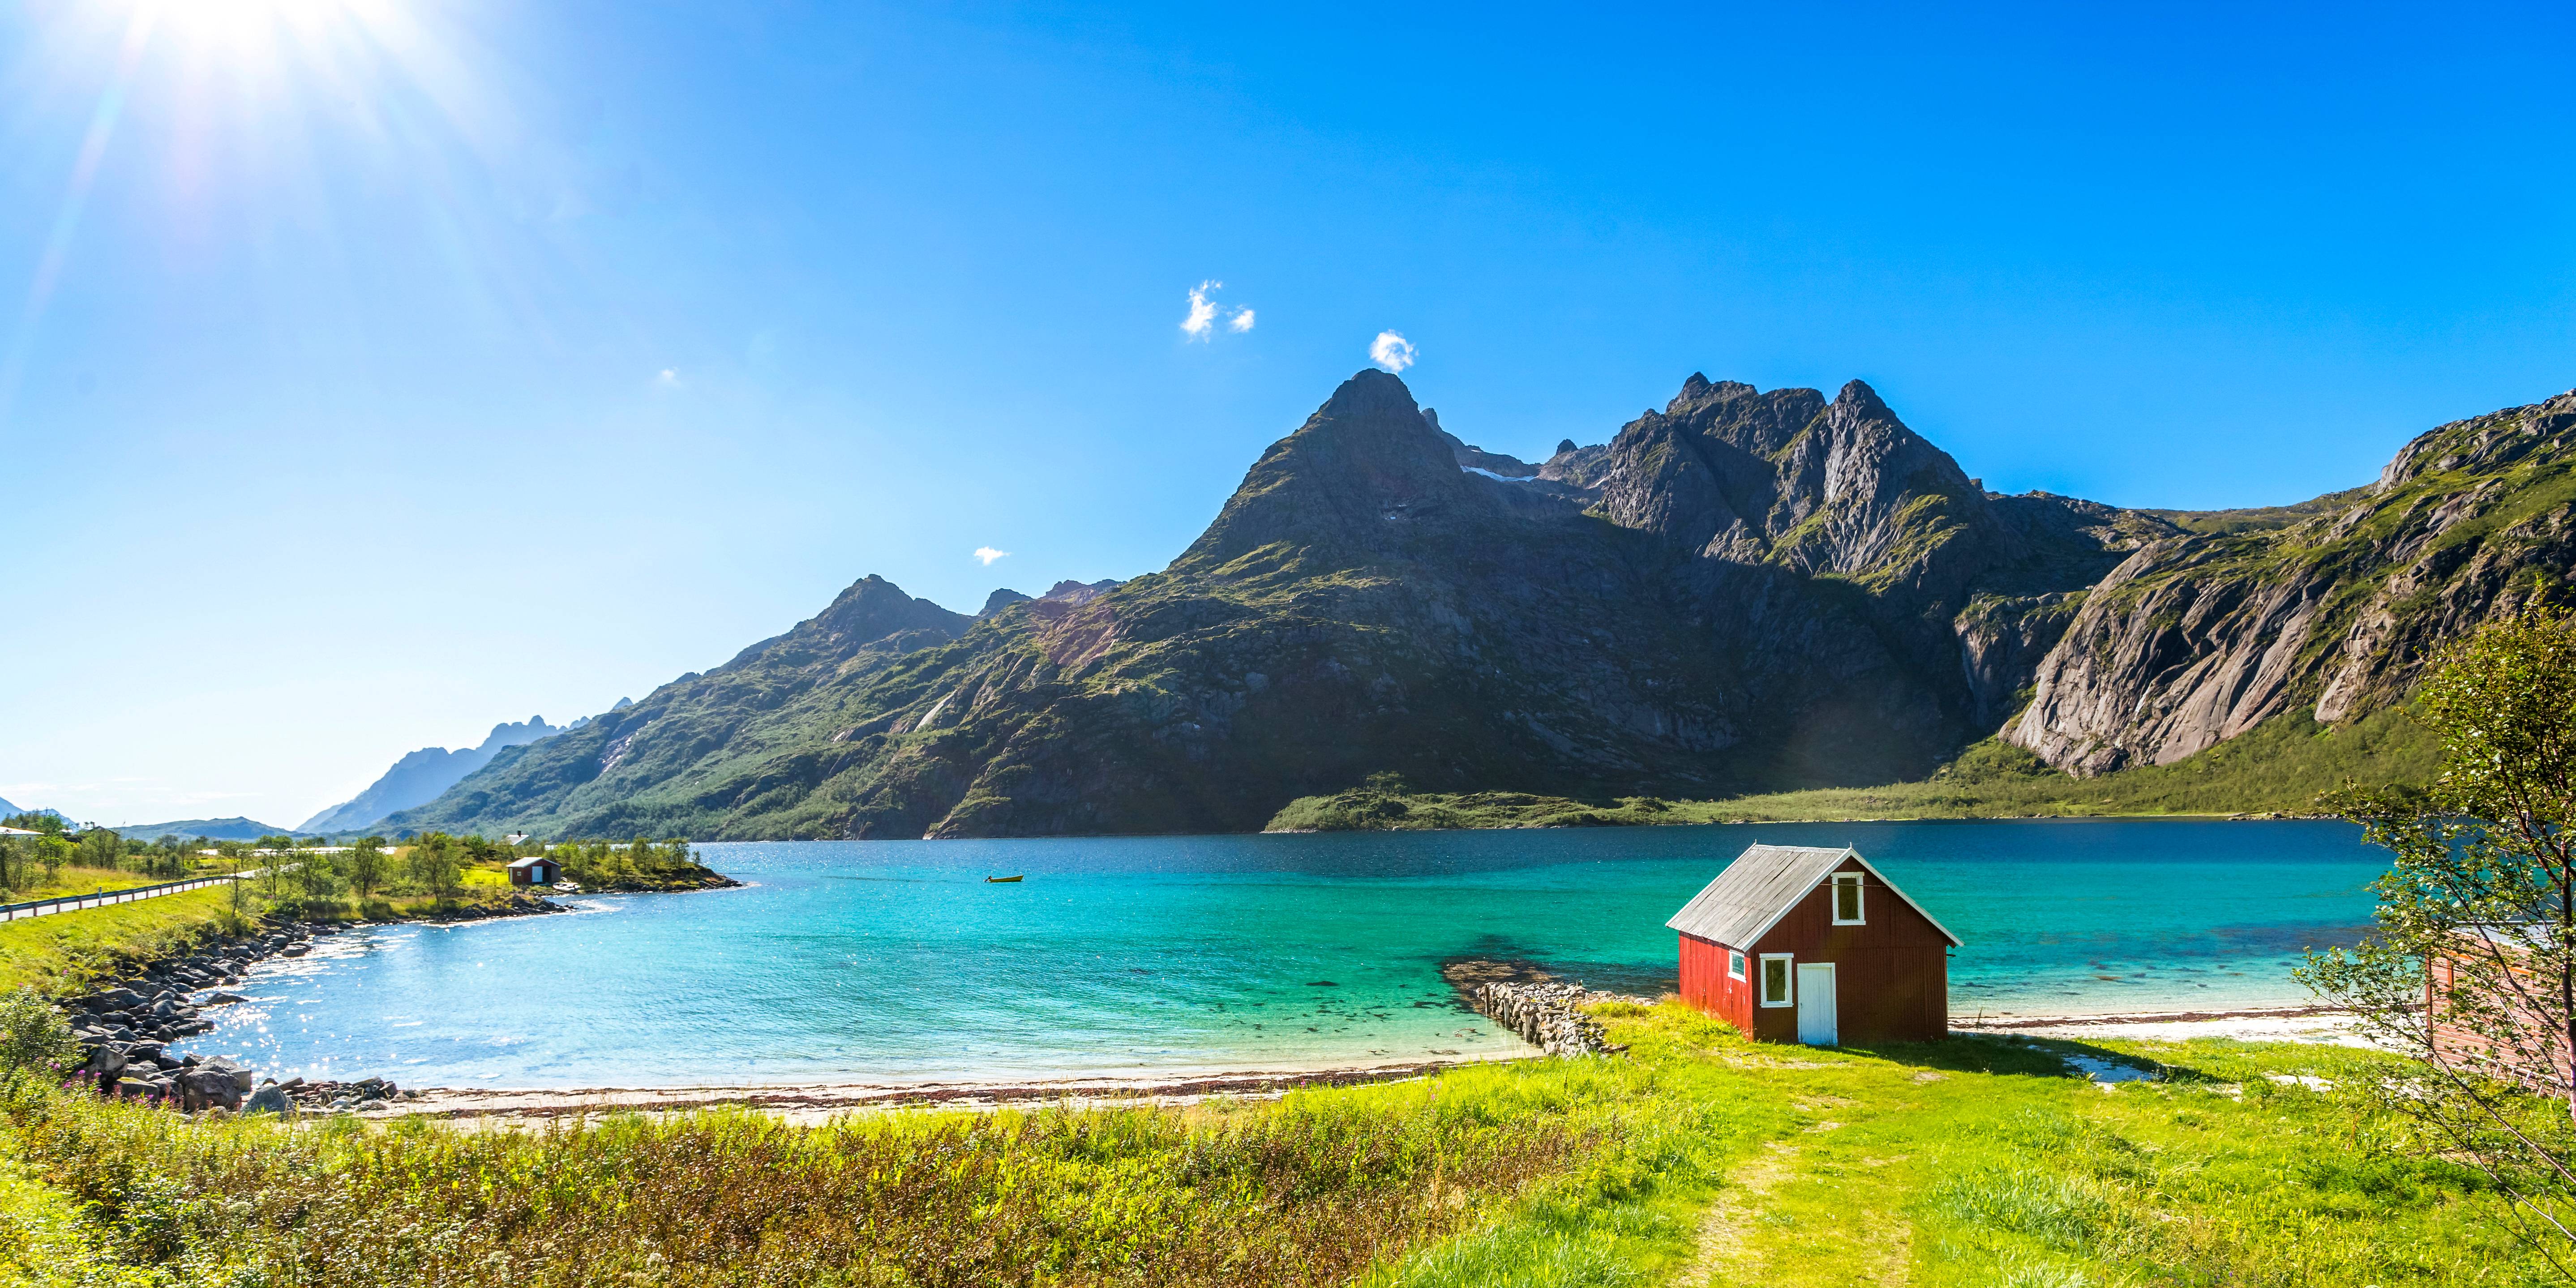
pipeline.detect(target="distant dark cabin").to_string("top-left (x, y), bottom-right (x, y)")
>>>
top-left (506, 856), bottom-right (560, 887)
top-left (1667, 844), bottom-right (1960, 1045)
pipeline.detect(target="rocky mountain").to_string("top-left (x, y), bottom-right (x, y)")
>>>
top-left (390, 368), bottom-right (2186, 840)
top-left (386, 371), bottom-right (2571, 839)
top-left (300, 716), bottom-right (572, 833)
top-left (2006, 388), bottom-right (2576, 773)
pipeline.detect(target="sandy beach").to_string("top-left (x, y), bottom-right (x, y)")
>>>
top-left (378, 1054), bottom-right (1527, 1125)
top-left (352, 1004), bottom-right (2368, 1124)
top-left (1950, 1004), bottom-right (2370, 1047)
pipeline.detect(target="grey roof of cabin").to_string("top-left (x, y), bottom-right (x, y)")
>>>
top-left (1666, 844), bottom-right (1856, 947)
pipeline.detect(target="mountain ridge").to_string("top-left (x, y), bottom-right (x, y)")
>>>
top-left (299, 716), bottom-right (570, 833)
top-left (385, 370), bottom-right (2561, 839)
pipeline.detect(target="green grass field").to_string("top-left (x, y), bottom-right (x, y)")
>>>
top-left (0, 887), bottom-right (249, 996)
top-left (1268, 708), bottom-right (2441, 832)
top-left (0, 1002), bottom-right (2540, 1286)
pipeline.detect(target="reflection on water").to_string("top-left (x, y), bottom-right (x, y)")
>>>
top-left (172, 819), bottom-right (2381, 1088)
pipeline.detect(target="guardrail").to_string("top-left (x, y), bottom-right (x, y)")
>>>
top-left (0, 873), bottom-right (241, 923)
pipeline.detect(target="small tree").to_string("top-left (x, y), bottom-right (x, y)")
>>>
top-left (0, 988), bottom-right (79, 1093)
top-left (2301, 608), bottom-right (2576, 1260)
top-left (349, 837), bottom-right (387, 896)
top-left (216, 840), bottom-right (251, 915)
top-left (408, 834), bottom-right (462, 904)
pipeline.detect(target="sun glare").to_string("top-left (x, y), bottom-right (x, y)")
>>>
top-left (161, 0), bottom-right (357, 41)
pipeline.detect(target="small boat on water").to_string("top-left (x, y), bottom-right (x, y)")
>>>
top-left (986, 874), bottom-right (1024, 883)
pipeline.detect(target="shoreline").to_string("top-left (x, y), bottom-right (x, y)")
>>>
top-left (339, 1002), bottom-right (2366, 1123)
top-left (380, 1054), bottom-right (1530, 1123)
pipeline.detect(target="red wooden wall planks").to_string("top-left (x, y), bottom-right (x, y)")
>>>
top-left (1677, 856), bottom-right (1950, 1044)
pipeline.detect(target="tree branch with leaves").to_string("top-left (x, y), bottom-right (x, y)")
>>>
top-left (2300, 607), bottom-right (2576, 1268)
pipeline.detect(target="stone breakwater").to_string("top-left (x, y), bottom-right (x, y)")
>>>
top-left (1468, 981), bottom-right (1641, 1057)
top-left (60, 892), bottom-right (565, 1112)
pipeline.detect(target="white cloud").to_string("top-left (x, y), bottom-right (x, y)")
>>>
top-left (1370, 330), bottom-right (1417, 372)
top-left (655, 368), bottom-right (682, 388)
top-left (1181, 280), bottom-right (1222, 340)
top-left (1183, 281), bottom-right (1257, 342)
top-left (973, 546), bottom-right (1011, 566)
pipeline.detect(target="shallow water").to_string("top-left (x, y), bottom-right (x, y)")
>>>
top-left (172, 819), bottom-right (2381, 1088)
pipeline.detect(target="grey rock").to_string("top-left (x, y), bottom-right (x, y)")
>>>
top-left (196, 1055), bottom-right (255, 1093)
top-left (2006, 389), bottom-right (2576, 773)
top-left (239, 1082), bottom-right (289, 1115)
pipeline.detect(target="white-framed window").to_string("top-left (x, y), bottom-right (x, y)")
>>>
top-left (1831, 872), bottom-right (1865, 925)
top-left (1758, 953), bottom-right (1794, 1007)
top-left (1728, 949), bottom-right (1745, 980)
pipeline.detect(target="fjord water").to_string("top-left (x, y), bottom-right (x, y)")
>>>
top-left (179, 820), bottom-right (2380, 1089)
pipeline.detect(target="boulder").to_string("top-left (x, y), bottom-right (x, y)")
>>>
top-left (201, 992), bottom-right (248, 1006)
top-left (186, 1069), bottom-right (252, 1113)
top-left (197, 1055), bottom-right (255, 1093)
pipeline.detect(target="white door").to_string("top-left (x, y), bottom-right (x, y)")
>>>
top-left (1796, 963), bottom-right (1838, 1046)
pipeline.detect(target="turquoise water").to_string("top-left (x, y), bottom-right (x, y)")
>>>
top-left (172, 820), bottom-right (2383, 1089)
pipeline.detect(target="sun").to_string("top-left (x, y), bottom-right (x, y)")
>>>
top-left (152, 0), bottom-right (371, 63)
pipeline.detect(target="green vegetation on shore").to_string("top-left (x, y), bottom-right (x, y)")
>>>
top-left (0, 888), bottom-right (248, 996)
top-left (0, 832), bottom-right (727, 997)
top-left (1267, 707), bottom-right (2439, 831)
top-left (0, 1002), bottom-right (2539, 1285)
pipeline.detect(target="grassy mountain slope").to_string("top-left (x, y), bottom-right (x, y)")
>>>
top-left (1266, 705), bottom-right (2436, 831)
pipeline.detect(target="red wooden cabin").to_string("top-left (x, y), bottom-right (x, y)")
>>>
top-left (1667, 843), bottom-right (1960, 1045)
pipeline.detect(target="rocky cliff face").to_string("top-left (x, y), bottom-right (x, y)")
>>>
top-left (2006, 389), bottom-right (2576, 773)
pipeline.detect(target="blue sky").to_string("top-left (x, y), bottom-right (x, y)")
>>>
top-left (3, 0), bottom-right (2572, 826)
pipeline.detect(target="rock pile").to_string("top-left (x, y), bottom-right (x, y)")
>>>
top-left (51, 894), bottom-right (566, 1112)
top-left (1469, 981), bottom-right (1626, 1057)
top-left (250, 1074), bottom-right (423, 1114)
top-left (60, 924), bottom-right (339, 1107)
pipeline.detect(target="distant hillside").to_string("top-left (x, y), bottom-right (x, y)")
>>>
top-left (107, 817), bottom-right (299, 842)
top-left (299, 716), bottom-right (569, 833)
top-left (2137, 487), bottom-right (2374, 537)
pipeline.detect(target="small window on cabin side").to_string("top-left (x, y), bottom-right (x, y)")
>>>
top-left (1760, 955), bottom-right (1792, 1006)
top-left (1728, 950), bottom-right (1745, 980)
top-left (1832, 872), bottom-right (1864, 924)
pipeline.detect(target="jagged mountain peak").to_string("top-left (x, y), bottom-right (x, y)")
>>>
top-left (1316, 366), bottom-right (1422, 420)
top-left (1831, 378), bottom-right (1891, 417)
top-left (1177, 369), bottom-right (1479, 568)
top-left (811, 574), bottom-right (969, 644)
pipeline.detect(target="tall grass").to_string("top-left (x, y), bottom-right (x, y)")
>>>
top-left (7, 1067), bottom-right (1616, 1287)
top-left (1, 1004), bottom-right (2558, 1285)
top-left (0, 887), bottom-right (249, 995)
